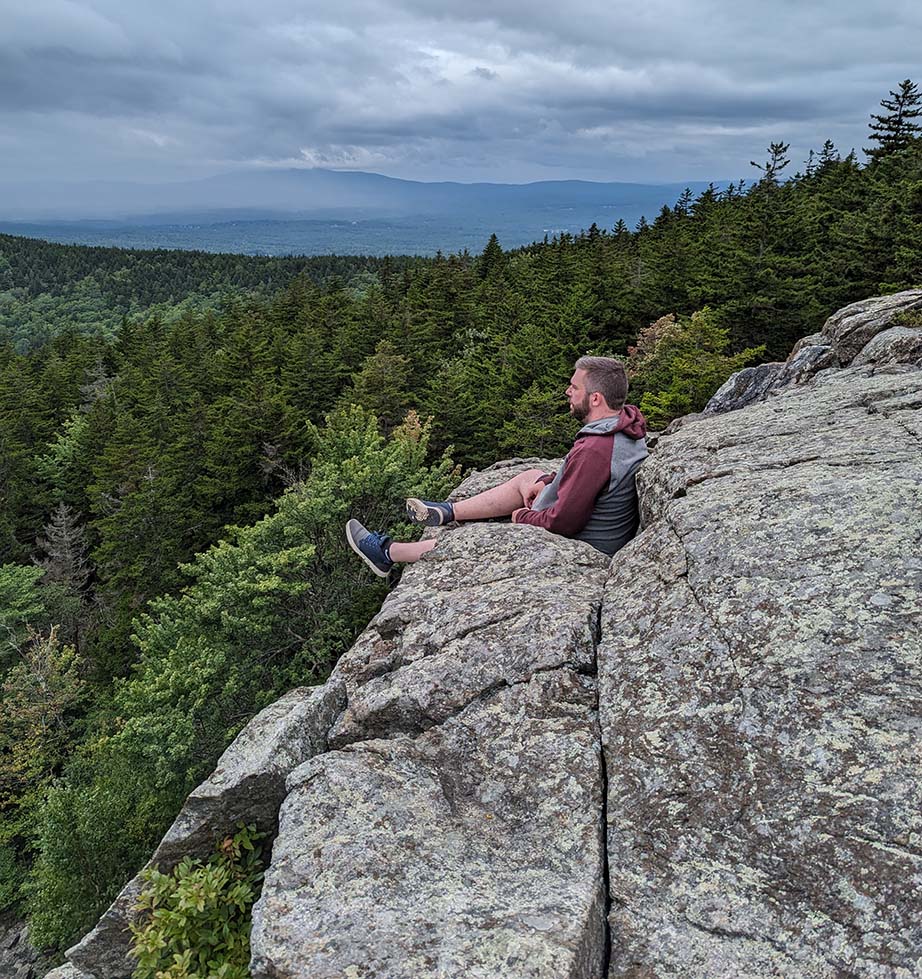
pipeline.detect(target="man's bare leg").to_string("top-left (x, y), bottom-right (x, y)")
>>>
top-left (452, 468), bottom-right (547, 521)
top-left (349, 468), bottom-right (550, 572)
top-left (390, 468), bottom-right (547, 564)
top-left (388, 538), bottom-right (437, 563)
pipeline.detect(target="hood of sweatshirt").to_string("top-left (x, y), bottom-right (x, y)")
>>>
top-left (576, 404), bottom-right (647, 441)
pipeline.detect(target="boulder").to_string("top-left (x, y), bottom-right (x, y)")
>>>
top-left (327, 522), bottom-right (609, 746)
top-left (706, 290), bottom-right (922, 414)
top-left (853, 325), bottom-right (922, 367)
top-left (252, 669), bottom-right (606, 979)
top-left (251, 502), bottom-right (613, 978)
top-left (0, 918), bottom-right (53, 979)
top-left (822, 290), bottom-right (922, 363)
top-left (703, 362), bottom-right (785, 414)
top-left (66, 681), bottom-right (345, 979)
top-left (704, 342), bottom-right (839, 416)
top-left (42, 967), bottom-right (87, 979)
top-left (599, 363), bottom-right (922, 977)
top-left (781, 338), bottom-right (838, 377)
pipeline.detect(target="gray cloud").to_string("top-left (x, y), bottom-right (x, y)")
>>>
top-left (0, 0), bottom-right (919, 185)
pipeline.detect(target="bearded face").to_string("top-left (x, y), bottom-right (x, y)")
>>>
top-left (570, 392), bottom-right (591, 421)
top-left (566, 367), bottom-right (595, 421)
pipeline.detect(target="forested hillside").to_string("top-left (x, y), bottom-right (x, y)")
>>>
top-left (0, 237), bottom-right (425, 353)
top-left (1, 86), bottom-right (920, 959)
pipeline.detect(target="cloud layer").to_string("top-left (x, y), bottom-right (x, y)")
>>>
top-left (1, 0), bottom-right (919, 183)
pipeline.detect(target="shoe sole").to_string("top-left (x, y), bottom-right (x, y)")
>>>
top-left (406, 497), bottom-right (441, 526)
top-left (345, 519), bottom-right (390, 577)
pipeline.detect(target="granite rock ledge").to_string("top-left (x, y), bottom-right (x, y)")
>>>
top-left (52, 295), bottom-right (921, 979)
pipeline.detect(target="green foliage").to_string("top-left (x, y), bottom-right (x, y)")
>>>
top-left (129, 824), bottom-right (265, 979)
top-left (0, 234), bottom-right (424, 352)
top-left (0, 565), bottom-right (47, 668)
top-left (500, 381), bottom-right (574, 458)
top-left (27, 752), bottom-right (176, 949)
top-left (340, 339), bottom-right (413, 432)
top-left (0, 629), bottom-right (84, 915)
top-left (867, 79), bottom-right (922, 162)
top-left (26, 405), bottom-right (457, 951)
top-left (0, 843), bottom-right (21, 911)
top-left (892, 308), bottom-right (922, 328)
top-left (0, 629), bottom-right (84, 807)
top-left (627, 309), bottom-right (765, 429)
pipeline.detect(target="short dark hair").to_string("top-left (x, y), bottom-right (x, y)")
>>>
top-left (574, 356), bottom-right (628, 410)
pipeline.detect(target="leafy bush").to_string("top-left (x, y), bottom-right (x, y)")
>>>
top-left (891, 308), bottom-right (922, 328)
top-left (0, 629), bottom-right (84, 916)
top-left (627, 308), bottom-right (766, 429)
top-left (129, 824), bottom-right (265, 979)
top-left (27, 405), bottom-right (457, 951)
top-left (26, 751), bottom-right (180, 949)
top-left (0, 564), bottom-right (48, 670)
top-left (0, 844), bottom-right (22, 911)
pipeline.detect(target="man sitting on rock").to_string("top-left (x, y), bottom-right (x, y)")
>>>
top-left (346, 356), bottom-right (648, 575)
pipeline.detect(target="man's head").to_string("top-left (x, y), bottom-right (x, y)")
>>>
top-left (567, 356), bottom-right (628, 422)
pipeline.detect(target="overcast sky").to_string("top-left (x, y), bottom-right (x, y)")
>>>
top-left (1, 0), bottom-right (920, 186)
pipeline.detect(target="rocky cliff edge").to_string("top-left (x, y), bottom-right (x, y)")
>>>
top-left (54, 291), bottom-right (922, 979)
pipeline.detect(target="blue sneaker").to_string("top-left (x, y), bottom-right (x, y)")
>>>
top-left (406, 498), bottom-right (455, 526)
top-left (345, 519), bottom-right (393, 577)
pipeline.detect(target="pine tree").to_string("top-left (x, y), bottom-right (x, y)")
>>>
top-left (866, 79), bottom-right (922, 161)
top-left (751, 142), bottom-right (791, 184)
top-left (478, 234), bottom-right (506, 280)
top-left (34, 503), bottom-right (95, 651)
top-left (340, 340), bottom-right (413, 433)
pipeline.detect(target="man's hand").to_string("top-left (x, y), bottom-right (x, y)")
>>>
top-left (522, 480), bottom-right (546, 507)
top-left (511, 507), bottom-right (530, 524)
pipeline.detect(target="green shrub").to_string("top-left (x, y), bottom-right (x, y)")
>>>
top-left (627, 308), bottom-right (766, 429)
top-left (0, 564), bottom-right (47, 670)
top-left (26, 750), bottom-right (178, 949)
top-left (26, 405), bottom-right (457, 951)
top-left (891, 308), bottom-right (922, 328)
top-left (0, 843), bottom-right (23, 911)
top-left (128, 824), bottom-right (266, 979)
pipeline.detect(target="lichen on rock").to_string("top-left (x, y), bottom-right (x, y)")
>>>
top-left (53, 294), bottom-right (922, 979)
top-left (601, 362), bottom-right (922, 977)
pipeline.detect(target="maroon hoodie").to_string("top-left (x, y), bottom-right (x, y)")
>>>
top-left (516, 405), bottom-right (648, 555)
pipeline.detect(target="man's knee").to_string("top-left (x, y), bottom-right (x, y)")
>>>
top-left (513, 467), bottom-right (549, 502)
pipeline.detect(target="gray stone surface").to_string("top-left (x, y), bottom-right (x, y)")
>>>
top-left (599, 363), bottom-right (922, 977)
top-left (822, 289), bottom-right (922, 363)
top-left (788, 331), bottom-right (826, 357)
top-left (703, 362), bottom-right (785, 414)
top-left (67, 681), bottom-right (344, 979)
top-left (251, 463), bottom-right (612, 978)
top-left (704, 342), bottom-right (839, 416)
top-left (0, 917), bottom-right (53, 979)
top-left (328, 521), bottom-right (609, 747)
top-left (781, 338), bottom-right (838, 377)
top-left (43, 966), bottom-right (88, 979)
top-left (706, 290), bottom-right (922, 414)
top-left (853, 324), bottom-right (922, 367)
top-left (252, 669), bottom-right (607, 979)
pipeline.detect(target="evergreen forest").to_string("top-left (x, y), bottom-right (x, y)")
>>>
top-left (1, 82), bottom-right (920, 960)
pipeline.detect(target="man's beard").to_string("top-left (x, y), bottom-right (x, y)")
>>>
top-left (570, 394), bottom-right (591, 422)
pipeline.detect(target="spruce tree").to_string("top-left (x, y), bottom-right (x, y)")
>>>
top-left (866, 79), bottom-right (922, 162)
top-left (35, 503), bottom-right (95, 651)
top-left (750, 142), bottom-right (791, 184)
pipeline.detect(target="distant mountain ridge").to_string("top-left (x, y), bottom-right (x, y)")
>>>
top-left (0, 169), bottom-right (723, 256)
top-left (0, 168), bottom-right (721, 223)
